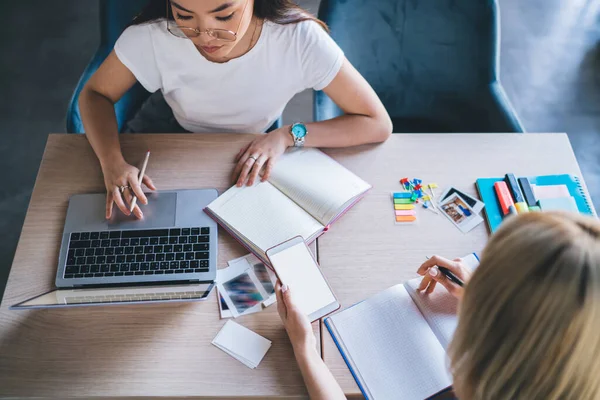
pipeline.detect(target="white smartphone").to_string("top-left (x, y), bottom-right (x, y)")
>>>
top-left (266, 236), bottom-right (340, 322)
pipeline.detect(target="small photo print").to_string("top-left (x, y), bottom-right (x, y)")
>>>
top-left (440, 193), bottom-right (484, 233)
top-left (441, 196), bottom-right (472, 224)
top-left (253, 262), bottom-right (275, 295)
top-left (222, 272), bottom-right (264, 314)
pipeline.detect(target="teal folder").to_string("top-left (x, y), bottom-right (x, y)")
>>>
top-left (475, 174), bottom-right (595, 233)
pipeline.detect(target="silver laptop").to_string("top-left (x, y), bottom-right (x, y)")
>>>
top-left (11, 189), bottom-right (218, 309)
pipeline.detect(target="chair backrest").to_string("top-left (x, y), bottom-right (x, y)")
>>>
top-left (67, 0), bottom-right (150, 133)
top-left (314, 0), bottom-right (500, 123)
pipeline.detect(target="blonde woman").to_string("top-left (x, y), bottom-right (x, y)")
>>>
top-left (277, 212), bottom-right (600, 399)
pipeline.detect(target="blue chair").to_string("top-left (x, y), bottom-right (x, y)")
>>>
top-left (67, 0), bottom-right (150, 134)
top-left (314, 0), bottom-right (524, 133)
top-left (67, 0), bottom-right (282, 134)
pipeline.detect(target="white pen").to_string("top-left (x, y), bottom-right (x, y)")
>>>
top-left (130, 150), bottom-right (151, 213)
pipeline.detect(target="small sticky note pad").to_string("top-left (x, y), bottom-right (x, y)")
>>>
top-left (394, 204), bottom-right (415, 210)
top-left (395, 210), bottom-right (416, 216)
top-left (396, 215), bottom-right (417, 223)
top-left (394, 198), bottom-right (414, 204)
top-left (392, 192), bottom-right (412, 199)
top-left (212, 320), bottom-right (272, 369)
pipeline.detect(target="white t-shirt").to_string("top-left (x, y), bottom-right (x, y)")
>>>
top-left (114, 19), bottom-right (344, 133)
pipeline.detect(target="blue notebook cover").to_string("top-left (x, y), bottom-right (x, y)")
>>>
top-left (475, 174), bottom-right (595, 233)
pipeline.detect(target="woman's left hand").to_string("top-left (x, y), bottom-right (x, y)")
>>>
top-left (232, 127), bottom-right (293, 187)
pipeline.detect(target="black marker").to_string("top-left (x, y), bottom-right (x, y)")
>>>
top-left (426, 256), bottom-right (465, 287)
top-left (438, 266), bottom-right (464, 287)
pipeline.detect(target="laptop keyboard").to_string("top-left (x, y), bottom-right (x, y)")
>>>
top-left (64, 228), bottom-right (211, 279)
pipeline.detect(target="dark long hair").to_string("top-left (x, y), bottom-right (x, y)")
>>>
top-left (132, 0), bottom-right (328, 31)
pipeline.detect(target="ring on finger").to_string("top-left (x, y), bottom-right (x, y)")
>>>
top-left (119, 185), bottom-right (130, 194)
top-left (248, 155), bottom-right (259, 162)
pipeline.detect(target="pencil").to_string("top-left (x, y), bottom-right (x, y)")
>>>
top-left (129, 150), bottom-right (150, 213)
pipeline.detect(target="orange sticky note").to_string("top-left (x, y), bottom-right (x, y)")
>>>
top-left (396, 215), bottom-right (417, 223)
top-left (395, 210), bottom-right (416, 216)
top-left (394, 204), bottom-right (415, 210)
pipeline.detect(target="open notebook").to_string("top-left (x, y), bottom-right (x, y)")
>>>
top-left (205, 149), bottom-right (371, 263)
top-left (324, 254), bottom-right (479, 400)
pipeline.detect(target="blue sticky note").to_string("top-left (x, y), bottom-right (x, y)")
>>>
top-left (538, 197), bottom-right (578, 213)
top-left (393, 192), bottom-right (412, 199)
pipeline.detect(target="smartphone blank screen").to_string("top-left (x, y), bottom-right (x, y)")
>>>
top-left (269, 242), bottom-right (336, 317)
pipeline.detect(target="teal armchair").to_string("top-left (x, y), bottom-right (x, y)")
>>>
top-left (314, 0), bottom-right (525, 133)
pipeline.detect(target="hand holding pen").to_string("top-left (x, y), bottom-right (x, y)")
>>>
top-left (416, 255), bottom-right (472, 299)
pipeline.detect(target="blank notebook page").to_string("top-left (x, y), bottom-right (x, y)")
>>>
top-left (327, 285), bottom-right (451, 400)
top-left (269, 149), bottom-right (371, 225)
top-left (206, 182), bottom-right (323, 253)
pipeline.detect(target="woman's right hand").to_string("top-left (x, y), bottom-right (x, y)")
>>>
top-left (102, 157), bottom-right (156, 220)
top-left (416, 255), bottom-right (472, 299)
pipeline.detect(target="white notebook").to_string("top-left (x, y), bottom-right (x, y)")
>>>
top-left (205, 148), bottom-right (371, 263)
top-left (324, 254), bottom-right (479, 400)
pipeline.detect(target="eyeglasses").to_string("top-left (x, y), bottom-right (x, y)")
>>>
top-left (166, 0), bottom-right (248, 42)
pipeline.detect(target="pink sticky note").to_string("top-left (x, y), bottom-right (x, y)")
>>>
top-left (395, 210), bottom-right (416, 216)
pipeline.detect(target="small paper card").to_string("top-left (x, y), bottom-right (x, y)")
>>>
top-left (212, 320), bottom-right (272, 369)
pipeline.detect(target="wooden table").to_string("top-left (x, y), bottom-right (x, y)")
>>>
top-left (1, 133), bottom-right (593, 399)
top-left (0, 134), bottom-right (319, 399)
top-left (318, 133), bottom-right (595, 397)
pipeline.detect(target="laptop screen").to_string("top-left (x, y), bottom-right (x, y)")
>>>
top-left (11, 283), bottom-right (214, 309)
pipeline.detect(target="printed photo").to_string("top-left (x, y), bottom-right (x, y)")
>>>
top-left (253, 262), bottom-right (275, 295)
top-left (222, 272), bottom-right (264, 313)
top-left (439, 193), bottom-right (484, 233)
top-left (441, 196), bottom-right (472, 224)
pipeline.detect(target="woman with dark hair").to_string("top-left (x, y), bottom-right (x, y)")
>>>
top-left (79, 0), bottom-right (392, 220)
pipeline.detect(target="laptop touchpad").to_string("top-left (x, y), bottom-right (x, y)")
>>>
top-left (108, 192), bottom-right (177, 230)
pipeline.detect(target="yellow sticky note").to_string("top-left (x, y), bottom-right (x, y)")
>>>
top-left (427, 183), bottom-right (439, 189)
top-left (394, 204), bottom-right (415, 210)
top-left (422, 195), bottom-right (431, 201)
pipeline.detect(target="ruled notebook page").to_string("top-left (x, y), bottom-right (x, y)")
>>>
top-left (206, 182), bottom-right (323, 256)
top-left (405, 278), bottom-right (458, 350)
top-left (327, 285), bottom-right (451, 400)
top-left (269, 149), bottom-right (371, 225)
top-left (404, 254), bottom-right (479, 349)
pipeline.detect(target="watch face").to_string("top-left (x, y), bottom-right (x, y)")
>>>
top-left (292, 124), bottom-right (307, 138)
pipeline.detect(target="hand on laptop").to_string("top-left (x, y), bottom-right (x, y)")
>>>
top-left (232, 128), bottom-right (293, 187)
top-left (102, 158), bottom-right (156, 220)
top-left (276, 281), bottom-right (316, 352)
top-left (416, 255), bottom-right (472, 299)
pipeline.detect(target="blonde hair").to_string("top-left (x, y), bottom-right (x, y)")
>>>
top-left (449, 212), bottom-right (600, 400)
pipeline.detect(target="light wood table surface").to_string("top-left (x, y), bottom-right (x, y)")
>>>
top-left (318, 133), bottom-right (595, 397)
top-left (0, 134), bottom-right (320, 399)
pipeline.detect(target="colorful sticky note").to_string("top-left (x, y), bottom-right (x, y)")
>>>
top-left (394, 198), bottom-right (414, 204)
top-left (395, 210), bottom-right (416, 216)
top-left (396, 215), bottom-right (417, 223)
top-left (394, 204), bottom-right (415, 210)
top-left (392, 192), bottom-right (412, 199)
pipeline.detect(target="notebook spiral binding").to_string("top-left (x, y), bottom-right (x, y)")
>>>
top-left (573, 176), bottom-right (595, 216)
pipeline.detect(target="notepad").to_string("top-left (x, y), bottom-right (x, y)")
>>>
top-left (325, 254), bottom-right (480, 400)
top-left (212, 320), bottom-right (272, 369)
top-left (538, 196), bottom-right (579, 212)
